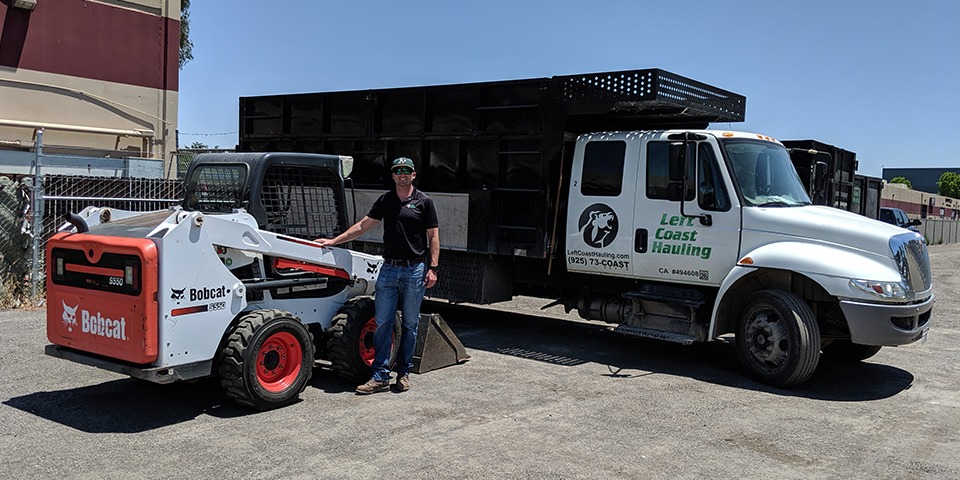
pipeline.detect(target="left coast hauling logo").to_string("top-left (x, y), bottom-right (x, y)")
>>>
top-left (578, 204), bottom-right (619, 248)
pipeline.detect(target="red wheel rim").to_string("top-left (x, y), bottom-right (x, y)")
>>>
top-left (358, 316), bottom-right (396, 366)
top-left (359, 317), bottom-right (377, 366)
top-left (256, 331), bottom-right (303, 393)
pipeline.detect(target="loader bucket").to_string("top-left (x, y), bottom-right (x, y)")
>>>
top-left (413, 313), bottom-right (470, 374)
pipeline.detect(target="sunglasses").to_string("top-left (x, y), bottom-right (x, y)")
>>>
top-left (393, 167), bottom-right (414, 175)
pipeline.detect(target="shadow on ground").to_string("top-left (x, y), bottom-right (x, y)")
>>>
top-left (3, 365), bottom-right (357, 433)
top-left (425, 301), bottom-right (915, 402)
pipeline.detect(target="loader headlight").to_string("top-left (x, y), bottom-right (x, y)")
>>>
top-left (339, 155), bottom-right (354, 178)
top-left (124, 262), bottom-right (140, 290)
top-left (850, 279), bottom-right (906, 300)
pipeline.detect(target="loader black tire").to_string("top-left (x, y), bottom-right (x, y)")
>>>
top-left (218, 309), bottom-right (314, 410)
top-left (736, 289), bottom-right (821, 388)
top-left (821, 340), bottom-right (882, 362)
top-left (326, 297), bottom-right (400, 382)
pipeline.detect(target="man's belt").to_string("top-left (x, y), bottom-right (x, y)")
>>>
top-left (383, 257), bottom-right (425, 267)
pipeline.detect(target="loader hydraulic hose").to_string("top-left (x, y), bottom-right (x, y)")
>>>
top-left (63, 212), bottom-right (89, 233)
top-left (243, 276), bottom-right (339, 292)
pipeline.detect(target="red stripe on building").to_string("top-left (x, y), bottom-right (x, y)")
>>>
top-left (0, 1), bottom-right (178, 91)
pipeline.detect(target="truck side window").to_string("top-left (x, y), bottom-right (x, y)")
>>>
top-left (581, 141), bottom-right (626, 196)
top-left (646, 142), bottom-right (694, 200)
top-left (698, 144), bottom-right (730, 211)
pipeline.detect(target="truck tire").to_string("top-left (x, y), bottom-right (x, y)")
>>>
top-left (821, 340), bottom-right (882, 362)
top-left (219, 309), bottom-right (315, 410)
top-left (736, 289), bottom-right (821, 388)
top-left (326, 297), bottom-right (400, 382)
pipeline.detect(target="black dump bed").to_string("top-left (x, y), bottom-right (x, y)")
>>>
top-left (783, 140), bottom-right (882, 219)
top-left (239, 69), bottom-right (745, 258)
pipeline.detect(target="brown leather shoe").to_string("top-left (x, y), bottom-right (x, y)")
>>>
top-left (394, 374), bottom-right (410, 392)
top-left (356, 379), bottom-right (390, 395)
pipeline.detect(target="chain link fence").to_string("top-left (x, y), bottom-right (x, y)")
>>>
top-left (0, 155), bottom-right (184, 307)
top-left (0, 140), bottom-right (237, 306)
top-left (172, 148), bottom-right (234, 179)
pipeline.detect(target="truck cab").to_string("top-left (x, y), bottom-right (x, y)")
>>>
top-left (566, 130), bottom-right (933, 386)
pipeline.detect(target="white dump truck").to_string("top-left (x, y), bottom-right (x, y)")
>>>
top-left (238, 69), bottom-right (932, 387)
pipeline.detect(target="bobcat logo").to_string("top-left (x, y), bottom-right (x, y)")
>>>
top-left (171, 288), bottom-right (185, 303)
top-left (577, 204), bottom-right (619, 248)
top-left (62, 300), bottom-right (79, 332)
top-left (366, 262), bottom-right (379, 274)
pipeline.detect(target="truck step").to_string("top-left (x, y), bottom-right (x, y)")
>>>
top-left (613, 325), bottom-right (697, 345)
top-left (623, 288), bottom-right (704, 308)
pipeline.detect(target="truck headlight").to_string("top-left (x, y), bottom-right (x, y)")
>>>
top-left (850, 279), bottom-right (906, 300)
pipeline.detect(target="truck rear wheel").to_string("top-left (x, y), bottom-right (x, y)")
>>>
top-left (219, 309), bottom-right (315, 410)
top-left (821, 340), bottom-right (882, 362)
top-left (736, 289), bottom-right (821, 388)
top-left (326, 296), bottom-right (400, 382)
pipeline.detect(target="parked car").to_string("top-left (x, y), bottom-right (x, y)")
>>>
top-left (879, 207), bottom-right (922, 234)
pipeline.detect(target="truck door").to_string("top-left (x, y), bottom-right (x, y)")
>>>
top-left (565, 134), bottom-right (639, 278)
top-left (632, 136), bottom-right (740, 286)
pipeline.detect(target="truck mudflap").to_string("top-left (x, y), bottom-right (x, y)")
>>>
top-left (46, 232), bottom-right (160, 364)
top-left (44, 344), bottom-right (212, 384)
top-left (840, 294), bottom-right (934, 346)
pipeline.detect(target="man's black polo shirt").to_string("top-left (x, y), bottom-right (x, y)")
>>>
top-left (367, 188), bottom-right (439, 261)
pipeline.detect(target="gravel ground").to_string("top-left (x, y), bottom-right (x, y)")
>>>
top-left (0, 243), bottom-right (958, 479)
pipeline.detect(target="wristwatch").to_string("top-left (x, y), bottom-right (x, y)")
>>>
top-left (429, 265), bottom-right (439, 272)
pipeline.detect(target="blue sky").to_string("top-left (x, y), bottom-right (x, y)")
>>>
top-left (178, 1), bottom-right (959, 177)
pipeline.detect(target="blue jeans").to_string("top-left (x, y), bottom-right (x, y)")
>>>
top-left (372, 262), bottom-right (425, 382)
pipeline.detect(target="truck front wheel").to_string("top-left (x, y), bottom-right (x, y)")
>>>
top-left (326, 297), bottom-right (400, 382)
top-left (736, 289), bottom-right (821, 387)
top-left (219, 309), bottom-right (315, 410)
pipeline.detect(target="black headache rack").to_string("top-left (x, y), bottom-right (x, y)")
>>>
top-left (239, 69), bottom-right (744, 257)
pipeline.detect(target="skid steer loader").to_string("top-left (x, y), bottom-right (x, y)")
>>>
top-left (44, 152), bottom-right (466, 410)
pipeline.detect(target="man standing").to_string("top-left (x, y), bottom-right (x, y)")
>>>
top-left (317, 157), bottom-right (439, 394)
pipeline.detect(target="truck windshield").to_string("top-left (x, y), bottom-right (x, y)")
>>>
top-left (720, 139), bottom-right (812, 207)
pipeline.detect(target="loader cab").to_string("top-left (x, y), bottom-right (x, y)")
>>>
top-left (183, 152), bottom-right (351, 240)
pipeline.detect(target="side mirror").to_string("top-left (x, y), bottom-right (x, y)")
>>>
top-left (667, 182), bottom-right (685, 201)
top-left (668, 142), bottom-right (685, 181)
top-left (909, 219), bottom-right (922, 227)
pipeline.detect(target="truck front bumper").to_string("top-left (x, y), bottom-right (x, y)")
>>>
top-left (839, 294), bottom-right (933, 346)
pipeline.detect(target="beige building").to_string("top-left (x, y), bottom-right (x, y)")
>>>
top-left (882, 182), bottom-right (959, 220)
top-left (0, 0), bottom-right (179, 176)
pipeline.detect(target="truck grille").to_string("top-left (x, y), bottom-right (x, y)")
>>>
top-left (889, 233), bottom-right (932, 297)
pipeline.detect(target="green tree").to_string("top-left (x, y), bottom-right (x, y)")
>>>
top-left (179, 0), bottom-right (193, 69)
top-left (889, 176), bottom-right (912, 189)
top-left (937, 171), bottom-right (960, 199)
